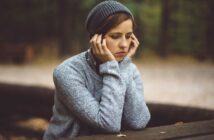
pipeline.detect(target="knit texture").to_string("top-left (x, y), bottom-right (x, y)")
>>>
top-left (43, 49), bottom-right (150, 140)
top-left (85, 0), bottom-right (134, 35)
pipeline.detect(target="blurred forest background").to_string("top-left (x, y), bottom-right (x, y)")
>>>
top-left (0, 0), bottom-right (214, 63)
top-left (0, 0), bottom-right (214, 140)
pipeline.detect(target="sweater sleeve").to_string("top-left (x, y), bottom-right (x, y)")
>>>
top-left (122, 65), bottom-right (150, 130)
top-left (53, 60), bottom-right (126, 133)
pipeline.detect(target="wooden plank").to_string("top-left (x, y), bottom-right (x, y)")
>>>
top-left (180, 134), bottom-right (214, 140)
top-left (61, 119), bottom-right (214, 140)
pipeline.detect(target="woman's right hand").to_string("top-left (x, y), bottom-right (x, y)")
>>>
top-left (90, 34), bottom-right (115, 63)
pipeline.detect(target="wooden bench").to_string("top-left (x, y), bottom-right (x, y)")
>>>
top-left (61, 119), bottom-right (214, 140)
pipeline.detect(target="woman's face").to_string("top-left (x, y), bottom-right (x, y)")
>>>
top-left (104, 19), bottom-right (133, 61)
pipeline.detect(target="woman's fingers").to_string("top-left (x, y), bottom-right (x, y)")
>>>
top-left (90, 34), bottom-right (98, 54)
top-left (90, 34), bottom-right (115, 62)
top-left (131, 39), bottom-right (139, 50)
top-left (90, 34), bottom-right (105, 58)
top-left (131, 34), bottom-right (139, 45)
top-left (101, 38), bottom-right (108, 52)
top-left (96, 35), bottom-right (104, 54)
top-left (131, 36), bottom-right (139, 49)
top-left (102, 38), bottom-right (111, 54)
top-left (90, 34), bottom-right (104, 55)
top-left (127, 34), bottom-right (140, 58)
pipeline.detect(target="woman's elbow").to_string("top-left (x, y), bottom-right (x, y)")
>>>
top-left (107, 125), bottom-right (121, 133)
top-left (131, 112), bottom-right (151, 130)
top-left (100, 121), bottom-right (121, 133)
top-left (140, 113), bottom-right (151, 129)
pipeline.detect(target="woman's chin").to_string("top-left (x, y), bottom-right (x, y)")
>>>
top-left (116, 57), bottom-right (125, 62)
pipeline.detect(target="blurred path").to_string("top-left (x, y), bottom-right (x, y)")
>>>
top-left (0, 61), bottom-right (213, 110)
top-left (138, 62), bottom-right (214, 110)
top-left (0, 64), bottom-right (54, 88)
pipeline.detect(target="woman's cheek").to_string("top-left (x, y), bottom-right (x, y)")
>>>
top-left (107, 45), bottom-right (116, 54)
top-left (106, 40), bottom-right (115, 51)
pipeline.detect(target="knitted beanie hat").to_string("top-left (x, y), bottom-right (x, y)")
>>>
top-left (85, 0), bottom-right (134, 36)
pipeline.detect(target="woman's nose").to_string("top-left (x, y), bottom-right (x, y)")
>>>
top-left (119, 37), bottom-right (129, 49)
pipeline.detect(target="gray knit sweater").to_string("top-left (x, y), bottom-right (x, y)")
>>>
top-left (43, 49), bottom-right (150, 140)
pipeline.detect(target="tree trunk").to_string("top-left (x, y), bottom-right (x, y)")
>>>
top-left (58, 0), bottom-right (73, 56)
top-left (205, 0), bottom-right (214, 60)
top-left (157, 0), bottom-right (171, 57)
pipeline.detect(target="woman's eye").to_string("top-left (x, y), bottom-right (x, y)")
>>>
top-left (110, 35), bottom-right (120, 39)
top-left (126, 35), bottom-right (131, 39)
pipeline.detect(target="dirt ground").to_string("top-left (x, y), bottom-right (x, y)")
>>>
top-left (0, 59), bottom-right (213, 110)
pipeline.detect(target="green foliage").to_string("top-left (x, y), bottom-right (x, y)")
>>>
top-left (169, 0), bottom-right (207, 55)
top-left (140, 1), bottom-right (161, 49)
top-left (81, 0), bottom-right (97, 9)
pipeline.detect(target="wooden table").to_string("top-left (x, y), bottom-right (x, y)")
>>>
top-left (61, 119), bottom-right (214, 140)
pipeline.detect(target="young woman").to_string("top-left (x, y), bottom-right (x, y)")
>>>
top-left (43, 1), bottom-right (150, 139)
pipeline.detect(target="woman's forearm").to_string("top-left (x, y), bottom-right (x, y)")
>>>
top-left (121, 65), bottom-right (150, 129)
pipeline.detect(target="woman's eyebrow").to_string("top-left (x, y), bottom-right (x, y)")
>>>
top-left (108, 32), bottom-right (133, 35)
top-left (108, 32), bottom-right (122, 35)
top-left (126, 32), bottom-right (133, 35)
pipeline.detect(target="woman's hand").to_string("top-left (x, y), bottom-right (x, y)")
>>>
top-left (127, 34), bottom-right (140, 58)
top-left (90, 34), bottom-right (115, 62)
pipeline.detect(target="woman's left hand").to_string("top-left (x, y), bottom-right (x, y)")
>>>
top-left (127, 34), bottom-right (140, 58)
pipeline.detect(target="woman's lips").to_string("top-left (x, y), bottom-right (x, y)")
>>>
top-left (115, 52), bottom-right (127, 57)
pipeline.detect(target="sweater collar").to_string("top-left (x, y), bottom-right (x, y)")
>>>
top-left (85, 49), bottom-right (100, 73)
